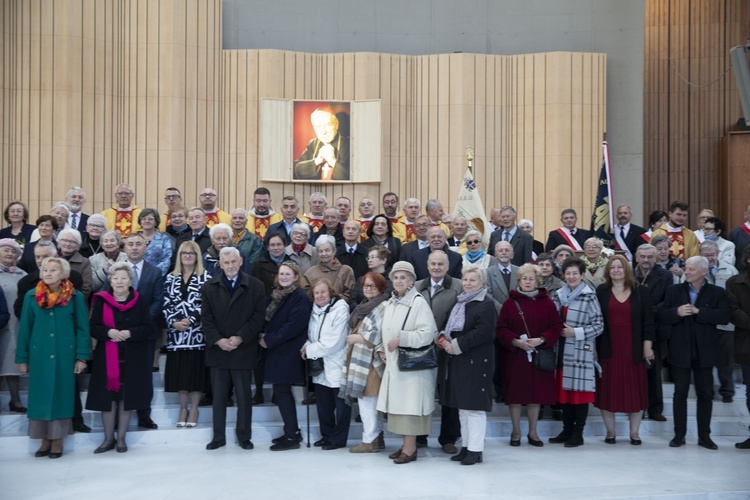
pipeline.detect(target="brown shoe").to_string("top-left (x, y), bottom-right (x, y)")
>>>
top-left (441, 443), bottom-right (458, 454)
top-left (376, 431), bottom-right (385, 449)
top-left (393, 450), bottom-right (418, 464)
top-left (388, 448), bottom-right (403, 459)
top-left (349, 441), bottom-right (377, 453)
top-left (650, 413), bottom-right (667, 422)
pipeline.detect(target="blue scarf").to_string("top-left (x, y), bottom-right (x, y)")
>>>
top-left (465, 249), bottom-right (485, 263)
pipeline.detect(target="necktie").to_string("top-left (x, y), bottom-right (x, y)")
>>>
top-left (432, 284), bottom-right (442, 297)
top-left (71, 213), bottom-right (78, 230)
top-left (571, 229), bottom-right (576, 236)
top-left (349, 248), bottom-right (354, 254)
top-left (132, 264), bottom-right (140, 289)
top-left (503, 232), bottom-right (510, 242)
top-left (620, 227), bottom-right (625, 240)
top-left (502, 268), bottom-right (511, 289)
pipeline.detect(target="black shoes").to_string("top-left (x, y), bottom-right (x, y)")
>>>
top-left (604, 436), bottom-right (616, 444)
top-left (198, 397), bottom-right (213, 407)
top-left (527, 435), bottom-right (544, 447)
top-left (322, 442), bottom-right (345, 450)
top-left (73, 421), bottom-right (92, 433)
top-left (272, 430), bottom-right (303, 444)
top-left (735, 438), bottom-right (750, 449)
top-left (460, 451), bottom-right (482, 465)
top-left (313, 438), bottom-right (328, 447)
top-left (669, 436), bottom-right (686, 448)
top-left (138, 417), bottom-right (158, 430)
top-left (206, 440), bottom-right (226, 450)
top-left (239, 440), bottom-right (254, 450)
top-left (722, 395), bottom-right (733, 403)
top-left (116, 442), bottom-right (128, 453)
top-left (8, 402), bottom-right (26, 413)
top-left (630, 438), bottom-right (642, 446)
top-left (549, 431), bottom-right (572, 444)
top-left (649, 413), bottom-right (667, 422)
top-left (270, 435), bottom-right (300, 451)
top-left (563, 433), bottom-right (584, 448)
top-left (698, 437), bottom-right (718, 450)
top-left (509, 437), bottom-right (521, 447)
top-left (252, 394), bottom-right (264, 405)
top-left (451, 447), bottom-right (468, 462)
top-left (94, 441), bottom-right (116, 454)
top-left (34, 448), bottom-right (50, 458)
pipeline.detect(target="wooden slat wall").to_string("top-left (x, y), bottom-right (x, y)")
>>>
top-left (644, 0), bottom-right (748, 225)
top-left (2, 0), bottom-right (606, 240)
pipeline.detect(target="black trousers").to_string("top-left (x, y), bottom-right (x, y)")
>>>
top-left (73, 375), bottom-right (84, 424)
top-left (716, 331), bottom-right (735, 398)
top-left (671, 360), bottom-right (713, 438)
top-left (742, 363), bottom-right (750, 415)
top-left (273, 383), bottom-right (299, 438)
top-left (210, 367), bottom-right (253, 442)
top-left (646, 340), bottom-right (665, 417)
top-left (315, 386), bottom-right (351, 446)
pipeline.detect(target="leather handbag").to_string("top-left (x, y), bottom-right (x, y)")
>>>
top-left (397, 296), bottom-right (438, 371)
top-left (512, 299), bottom-right (556, 372)
top-left (306, 299), bottom-right (337, 377)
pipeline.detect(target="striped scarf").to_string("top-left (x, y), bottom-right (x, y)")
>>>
top-left (339, 302), bottom-right (386, 404)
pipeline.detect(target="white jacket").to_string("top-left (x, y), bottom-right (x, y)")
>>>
top-left (305, 298), bottom-right (350, 388)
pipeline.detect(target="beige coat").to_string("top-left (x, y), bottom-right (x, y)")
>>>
top-left (376, 287), bottom-right (438, 416)
top-left (302, 259), bottom-right (356, 301)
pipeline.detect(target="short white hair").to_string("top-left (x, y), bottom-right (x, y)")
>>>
top-left (209, 223), bottom-right (232, 238)
top-left (518, 219), bottom-right (533, 229)
top-left (219, 246), bottom-right (241, 260)
top-left (315, 234), bottom-right (336, 251)
top-left (57, 228), bottom-right (82, 247)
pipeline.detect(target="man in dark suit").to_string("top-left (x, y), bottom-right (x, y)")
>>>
top-left (634, 243), bottom-right (673, 421)
top-left (123, 233), bottom-right (165, 430)
top-left (488, 205), bottom-right (533, 266)
top-left (545, 208), bottom-right (591, 252)
top-left (178, 207), bottom-right (212, 255)
top-left (399, 214), bottom-right (431, 263)
top-left (337, 220), bottom-right (369, 280)
top-left (294, 108), bottom-right (350, 181)
top-left (314, 207), bottom-right (345, 245)
top-left (414, 250), bottom-right (463, 453)
top-left (265, 195), bottom-right (315, 245)
top-left (408, 226), bottom-right (462, 281)
top-left (202, 247), bottom-right (266, 451)
top-left (660, 256), bottom-right (731, 450)
top-left (729, 202), bottom-right (750, 272)
top-left (612, 204), bottom-right (647, 261)
top-left (66, 186), bottom-right (90, 237)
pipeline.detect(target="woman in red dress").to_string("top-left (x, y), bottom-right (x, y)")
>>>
top-left (497, 264), bottom-right (563, 447)
top-left (595, 255), bottom-right (656, 445)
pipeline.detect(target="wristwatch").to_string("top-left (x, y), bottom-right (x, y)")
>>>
top-left (539, 337), bottom-right (546, 345)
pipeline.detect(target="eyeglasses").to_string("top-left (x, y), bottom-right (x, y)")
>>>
top-left (291, 231), bottom-right (307, 236)
top-left (116, 192), bottom-right (133, 196)
top-left (584, 245), bottom-right (600, 250)
top-left (362, 284), bottom-right (378, 290)
top-left (58, 238), bottom-right (78, 245)
top-left (180, 251), bottom-right (197, 256)
top-left (140, 217), bottom-right (156, 222)
top-left (414, 223), bottom-right (430, 228)
top-left (466, 239), bottom-right (481, 245)
top-left (164, 195), bottom-right (181, 200)
top-left (703, 226), bottom-right (716, 232)
top-left (87, 224), bottom-right (106, 230)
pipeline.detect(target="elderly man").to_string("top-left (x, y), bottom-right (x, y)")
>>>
top-left (399, 214), bottom-right (432, 263)
top-left (661, 256), bottom-right (731, 450)
top-left (337, 219), bottom-right (369, 279)
top-left (247, 187), bottom-right (282, 238)
top-left (294, 108), bottom-right (350, 181)
top-left (204, 223), bottom-right (251, 276)
top-left (726, 245), bottom-right (750, 448)
top-left (447, 216), bottom-right (469, 252)
top-left (199, 188), bottom-right (232, 227)
top-left (158, 187), bottom-right (183, 231)
top-left (66, 186), bottom-right (89, 234)
top-left (729, 202), bottom-right (750, 272)
top-left (488, 206), bottom-right (533, 266)
top-left (202, 247), bottom-right (266, 451)
top-left (394, 198), bottom-right (422, 243)
top-left (285, 223), bottom-right (319, 276)
top-left (356, 197), bottom-right (376, 240)
top-left (408, 226), bottom-right (462, 281)
top-left (633, 243), bottom-right (673, 422)
top-left (101, 183), bottom-right (142, 237)
top-left (700, 240), bottom-right (739, 403)
top-left (612, 204), bottom-right (647, 260)
top-left (300, 192), bottom-right (327, 231)
top-left (414, 250), bottom-right (464, 452)
top-left (336, 196), bottom-right (352, 224)
top-left (651, 201), bottom-right (700, 260)
top-left (488, 208), bottom-right (503, 233)
top-left (230, 208), bottom-right (264, 268)
top-left (545, 208), bottom-right (591, 252)
top-left (178, 207), bottom-right (212, 254)
top-left (315, 206), bottom-right (344, 244)
top-left (425, 199), bottom-right (451, 236)
top-left (267, 196), bottom-right (314, 245)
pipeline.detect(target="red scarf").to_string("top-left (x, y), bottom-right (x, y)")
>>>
top-left (93, 290), bottom-right (140, 392)
top-left (35, 279), bottom-right (75, 309)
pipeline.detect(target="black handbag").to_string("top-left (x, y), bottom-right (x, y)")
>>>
top-left (306, 299), bottom-right (337, 377)
top-left (512, 299), bottom-right (556, 372)
top-left (397, 296), bottom-right (438, 371)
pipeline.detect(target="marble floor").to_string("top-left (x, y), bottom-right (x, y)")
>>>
top-left (2, 434), bottom-right (749, 500)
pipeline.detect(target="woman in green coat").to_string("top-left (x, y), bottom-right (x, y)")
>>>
top-left (16, 257), bottom-right (90, 459)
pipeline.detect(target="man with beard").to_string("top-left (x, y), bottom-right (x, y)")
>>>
top-left (66, 186), bottom-right (89, 236)
top-left (246, 187), bottom-right (281, 239)
top-left (199, 188), bottom-right (232, 227)
top-left (650, 201), bottom-right (700, 260)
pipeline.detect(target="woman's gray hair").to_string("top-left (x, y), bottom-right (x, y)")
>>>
top-left (461, 264), bottom-right (487, 285)
top-left (464, 230), bottom-right (484, 249)
top-left (87, 213), bottom-right (107, 226)
top-left (101, 230), bottom-right (123, 246)
top-left (518, 219), bottom-right (534, 230)
top-left (109, 261), bottom-right (134, 280)
top-left (50, 202), bottom-right (71, 217)
top-left (314, 234), bottom-right (336, 251)
top-left (584, 237), bottom-right (603, 250)
top-left (552, 245), bottom-right (576, 261)
top-left (291, 223), bottom-right (311, 239)
top-left (57, 228), bottom-right (82, 247)
top-left (650, 234), bottom-right (670, 248)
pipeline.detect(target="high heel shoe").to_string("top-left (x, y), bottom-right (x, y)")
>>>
top-left (8, 401), bottom-right (27, 413)
top-left (460, 450), bottom-right (483, 465)
top-left (186, 408), bottom-right (199, 428)
top-left (451, 447), bottom-right (468, 462)
top-left (527, 435), bottom-right (544, 447)
top-left (176, 408), bottom-right (188, 428)
top-left (509, 437), bottom-right (521, 447)
top-left (94, 441), bottom-right (116, 454)
top-left (393, 450), bottom-right (417, 464)
top-left (630, 437), bottom-right (642, 446)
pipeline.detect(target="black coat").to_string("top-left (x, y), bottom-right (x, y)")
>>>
top-left (252, 253), bottom-right (291, 296)
top-left (361, 236), bottom-right (402, 263)
top-left (611, 224), bottom-right (647, 257)
top-left (201, 272), bottom-right (266, 370)
top-left (488, 227), bottom-right (533, 266)
top-left (659, 282), bottom-right (731, 368)
top-left (86, 291), bottom-right (156, 411)
top-left (262, 289), bottom-right (312, 384)
top-left (336, 243), bottom-right (370, 280)
top-left (596, 284), bottom-right (656, 365)
top-left (409, 245), bottom-right (463, 281)
top-left (544, 227), bottom-right (591, 252)
top-left (439, 294), bottom-right (496, 412)
top-left (635, 264), bottom-right (672, 340)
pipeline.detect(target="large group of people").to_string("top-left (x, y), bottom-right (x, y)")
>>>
top-left (1, 184), bottom-right (749, 463)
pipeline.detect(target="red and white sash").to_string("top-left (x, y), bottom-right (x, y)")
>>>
top-left (556, 228), bottom-right (582, 250)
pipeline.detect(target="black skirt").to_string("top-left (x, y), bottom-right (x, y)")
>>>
top-left (164, 349), bottom-right (206, 393)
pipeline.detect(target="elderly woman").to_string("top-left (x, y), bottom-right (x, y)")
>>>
top-left (643, 210), bottom-right (668, 243)
top-left (595, 255), bottom-right (655, 445)
top-left (341, 271), bottom-right (390, 453)
top-left (301, 279), bottom-right (351, 450)
top-left (550, 258), bottom-right (604, 447)
top-left (19, 215), bottom-right (58, 272)
top-left (16, 257), bottom-right (89, 459)
top-left (437, 265), bottom-right (497, 465)
top-left (79, 214), bottom-right (108, 258)
top-left (0, 239), bottom-right (28, 412)
top-left (552, 245), bottom-right (575, 278)
top-left (497, 264), bottom-right (564, 448)
top-left (90, 230), bottom-right (126, 293)
top-left (29, 203), bottom-right (70, 243)
top-left (261, 262), bottom-right (312, 451)
top-left (581, 237), bottom-right (608, 289)
top-left (303, 235), bottom-right (356, 301)
top-left (285, 223), bottom-right (318, 276)
top-left (348, 246), bottom-right (393, 308)
top-left (652, 234), bottom-right (685, 284)
top-left (0, 201), bottom-right (36, 245)
top-left (518, 219), bottom-right (545, 259)
top-left (377, 261), bottom-right (438, 464)
top-left (138, 208), bottom-right (172, 276)
top-left (536, 253), bottom-right (565, 292)
top-left (361, 214), bottom-right (402, 262)
top-left (461, 230), bottom-right (497, 269)
top-left (163, 241), bottom-right (210, 428)
top-left (87, 262), bottom-right (156, 454)
top-left (57, 228), bottom-right (92, 301)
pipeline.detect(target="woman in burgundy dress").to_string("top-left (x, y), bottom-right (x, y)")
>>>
top-left (595, 255), bottom-right (656, 445)
top-left (497, 264), bottom-right (563, 447)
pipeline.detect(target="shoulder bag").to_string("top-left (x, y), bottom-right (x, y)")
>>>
top-left (397, 295), bottom-right (438, 371)
top-left (512, 299), bottom-right (556, 372)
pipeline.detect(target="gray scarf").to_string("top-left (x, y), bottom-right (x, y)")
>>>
top-left (443, 288), bottom-right (484, 340)
top-left (556, 281), bottom-right (587, 308)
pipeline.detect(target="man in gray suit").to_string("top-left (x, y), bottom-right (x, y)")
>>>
top-left (486, 240), bottom-right (519, 402)
top-left (488, 206), bottom-right (533, 266)
top-left (414, 250), bottom-right (463, 453)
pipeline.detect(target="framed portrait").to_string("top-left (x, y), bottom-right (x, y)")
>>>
top-left (260, 98), bottom-right (381, 183)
